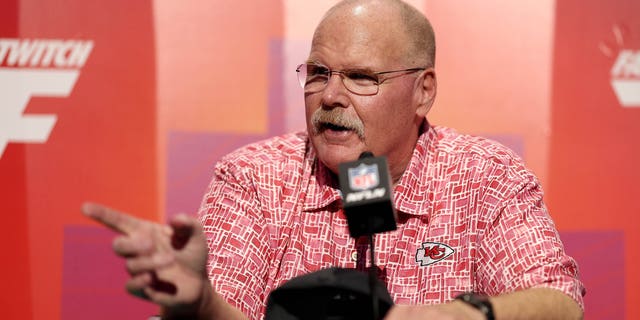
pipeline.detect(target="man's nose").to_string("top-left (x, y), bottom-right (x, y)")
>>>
top-left (325, 72), bottom-right (346, 90)
top-left (320, 73), bottom-right (349, 108)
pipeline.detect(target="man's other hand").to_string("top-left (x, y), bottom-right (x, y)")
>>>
top-left (82, 202), bottom-right (211, 318)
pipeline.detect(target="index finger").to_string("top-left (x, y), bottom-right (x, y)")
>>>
top-left (82, 202), bottom-right (142, 235)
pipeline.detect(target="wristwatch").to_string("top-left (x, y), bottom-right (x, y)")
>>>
top-left (454, 292), bottom-right (495, 320)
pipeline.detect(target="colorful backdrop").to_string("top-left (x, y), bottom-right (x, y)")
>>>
top-left (1, 0), bottom-right (638, 319)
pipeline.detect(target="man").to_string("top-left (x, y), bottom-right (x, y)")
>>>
top-left (84, 0), bottom-right (585, 319)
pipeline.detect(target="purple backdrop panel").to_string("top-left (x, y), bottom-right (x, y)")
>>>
top-left (62, 226), bottom-right (157, 320)
top-left (268, 38), bottom-right (287, 135)
top-left (283, 39), bottom-right (310, 132)
top-left (484, 134), bottom-right (525, 159)
top-left (167, 132), bottom-right (266, 218)
top-left (560, 230), bottom-right (624, 319)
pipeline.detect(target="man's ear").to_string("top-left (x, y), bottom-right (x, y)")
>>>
top-left (416, 68), bottom-right (437, 117)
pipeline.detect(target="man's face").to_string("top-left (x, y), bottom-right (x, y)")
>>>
top-left (305, 10), bottom-right (429, 180)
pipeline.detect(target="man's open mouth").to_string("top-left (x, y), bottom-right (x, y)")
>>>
top-left (320, 122), bottom-right (352, 132)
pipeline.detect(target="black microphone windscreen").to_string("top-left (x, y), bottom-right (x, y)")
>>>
top-left (338, 154), bottom-right (397, 237)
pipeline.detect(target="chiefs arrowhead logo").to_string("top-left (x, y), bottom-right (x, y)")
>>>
top-left (415, 242), bottom-right (454, 266)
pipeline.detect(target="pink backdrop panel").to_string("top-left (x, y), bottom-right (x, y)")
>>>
top-left (154, 0), bottom-right (284, 220)
top-left (425, 0), bottom-right (555, 184)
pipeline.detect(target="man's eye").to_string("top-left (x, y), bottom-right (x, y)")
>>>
top-left (309, 66), bottom-right (330, 76)
top-left (347, 72), bottom-right (377, 82)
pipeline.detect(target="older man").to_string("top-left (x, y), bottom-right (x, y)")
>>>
top-left (84, 0), bottom-right (584, 319)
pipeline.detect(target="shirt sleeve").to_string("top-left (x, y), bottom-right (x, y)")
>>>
top-left (198, 157), bottom-right (271, 319)
top-left (476, 174), bottom-right (586, 309)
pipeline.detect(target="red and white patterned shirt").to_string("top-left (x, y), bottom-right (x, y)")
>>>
top-left (198, 125), bottom-right (585, 319)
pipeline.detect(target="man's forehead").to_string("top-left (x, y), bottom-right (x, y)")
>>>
top-left (308, 35), bottom-right (406, 71)
top-left (314, 0), bottom-right (403, 37)
top-left (308, 2), bottom-right (411, 71)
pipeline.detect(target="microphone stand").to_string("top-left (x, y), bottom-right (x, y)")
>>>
top-left (368, 234), bottom-right (379, 320)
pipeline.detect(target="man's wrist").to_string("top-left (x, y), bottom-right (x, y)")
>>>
top-left (160, 278), bottom-right (214, 320)
top-left (455, 292), bottom-right (495, 320)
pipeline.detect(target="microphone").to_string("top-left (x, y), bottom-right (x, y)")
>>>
top-left (338, 151), bottom-right (397, 238)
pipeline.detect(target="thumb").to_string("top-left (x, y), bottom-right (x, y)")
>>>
top-left (168, 214), bottom-right (201, 250)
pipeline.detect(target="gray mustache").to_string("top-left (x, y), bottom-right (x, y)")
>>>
top-left (311, 108), bottom-right (365, 139)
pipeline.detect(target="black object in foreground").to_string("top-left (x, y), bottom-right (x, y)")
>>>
top-left (265, 267), bottom-right (393, 320)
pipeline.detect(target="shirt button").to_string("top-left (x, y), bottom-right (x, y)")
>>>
top-left (351, 251), bottom-right (358, 261)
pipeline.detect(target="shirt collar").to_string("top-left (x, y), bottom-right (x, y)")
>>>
top-left (302, 144), bottom-right (342, 212)
top-left (393, 122), bottom-right (436, 216)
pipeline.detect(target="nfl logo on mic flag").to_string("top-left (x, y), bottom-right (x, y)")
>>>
top-left (349, 163), bottom-right (380, 190)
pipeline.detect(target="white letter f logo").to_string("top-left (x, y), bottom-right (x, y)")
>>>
top-left (0, 68), bottom-right (80, 158)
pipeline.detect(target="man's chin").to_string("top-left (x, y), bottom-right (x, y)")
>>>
top-left (314, 144), bottom-right (364, 173)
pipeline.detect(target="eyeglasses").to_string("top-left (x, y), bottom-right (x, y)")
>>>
top-left (296, 63), bottom-right (427, 95)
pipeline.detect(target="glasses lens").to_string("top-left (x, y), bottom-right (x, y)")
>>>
top-left (297, 64), bottom-right (330, 93)
top-left (296, 64), bottom-right (307, 88)
top-left (342, 71), bottom-right (379, 95)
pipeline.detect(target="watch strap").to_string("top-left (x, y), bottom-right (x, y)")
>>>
top-left (455, 292), bottom-right (495, 320)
